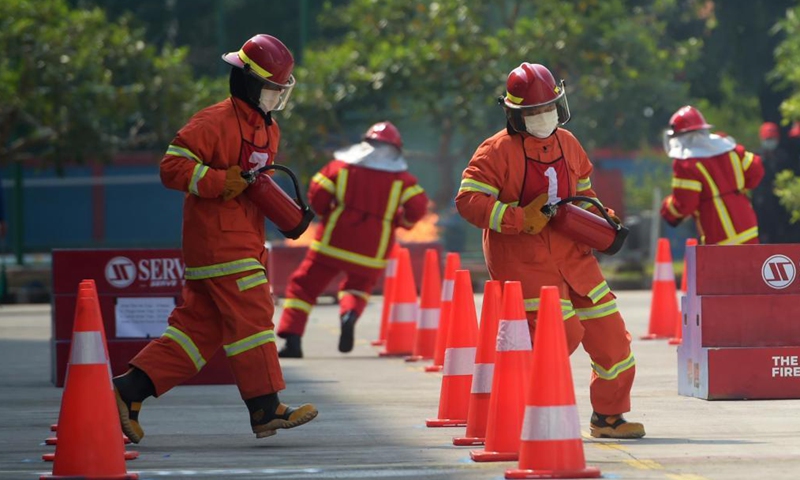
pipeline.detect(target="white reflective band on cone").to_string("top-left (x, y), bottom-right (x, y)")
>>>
top-left (496, 319), bottom-right (531, 352)
top-left (391, 302), bottom-right (418, 323)
top-left (471, 363), bottom-right (494, 394)
top-left (386, 259), bottom-right (398, 277)
top-left (441, 280), bottom-right (454, 301)
top-left (653, 262), bottom-right (675, 281)
top-left (443, 347), bottom-right (477, 376)
top-left (70, 331), bottom-right (107, 365)
top-left (520, 405), bottom-right (581, 441)
top-left (418, 308), bottom-right (440, 329)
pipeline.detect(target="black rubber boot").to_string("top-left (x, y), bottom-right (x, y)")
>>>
top-left (245, 393), bottom-right (318, 438)
top-left (278, 334), bottom-right (303, 358)
top-left (112, 367), bottom-right (155, 444)
top-left (338, 310), bottom-right (358, 353)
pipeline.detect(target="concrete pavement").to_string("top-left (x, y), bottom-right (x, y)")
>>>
top-left (2, 291), bottom-right (800, 480)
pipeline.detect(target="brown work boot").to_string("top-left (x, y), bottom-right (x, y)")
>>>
top-left (250, 402), bottom-right (318, 439)
top-left (114, 387), bottom-right (145, 443)
top-left (590, 412), bottom-right (645, 439)
top-left (112, 367), bottom-right (154, 444)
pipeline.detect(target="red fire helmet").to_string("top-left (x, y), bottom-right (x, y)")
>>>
top-left (363, 121), bottom-right (403, 150)
top-left (501, 63), bottom-right (570, 132)
top-left (669, 105), bottom-right (712, 135)
top-left (222, 34), bottom-right (295, 89)
top-left (759, 122), bottom-right (780, 140)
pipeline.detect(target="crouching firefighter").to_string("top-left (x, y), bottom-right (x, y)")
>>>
top-left (277, 121), bottom-right (429, 358)
top-left (112, 34), bottom-right (317, 443)
top-left (455, 62), bottom-right (645, 439)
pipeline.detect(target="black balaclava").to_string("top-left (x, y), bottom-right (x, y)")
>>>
top-left (229, 67), bottom-right (272, 125)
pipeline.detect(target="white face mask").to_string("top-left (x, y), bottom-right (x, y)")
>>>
top-left (524, 109), bottom-right (559, 138)
top-left (259, 89), bottom-right (281, 113)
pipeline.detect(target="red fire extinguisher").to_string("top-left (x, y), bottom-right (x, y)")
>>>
top-left (241, 164), bottom-right (315, 240)
top-left (542, 196), bottom-right (629, 255)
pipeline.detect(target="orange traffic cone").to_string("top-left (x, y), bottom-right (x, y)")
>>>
top-left (471, 281), bottom-right (531, 462)
top-left (379, 248), bottom-right (418, 356)
top-left (406, 249), bottom-right (441, 362)
top-left (679, 238), bottom-right (697, 293)
top-left (426, 270), bottom-right (479, 427)
top-left (42, 281), bottom-right (138, 480)
top-left (670, 238), bottom-right (698, 346)
top-left (425, 252), bottom-right (460, 373)
top-left (372, 244), bottom-right (400, 346)
top-left (641, 238), bottom-right (680, 340)
top-left (454, 280), bottom-right (502, 446)
top-left (505, 286), bottom-right (601, 479)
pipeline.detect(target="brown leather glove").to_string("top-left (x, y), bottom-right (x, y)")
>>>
top-left (605, 207), bottom-right (621, 225)
top-left (222, 166), bottom-right (249, 201)
top-left (522, 193), bottom-right (551, 235)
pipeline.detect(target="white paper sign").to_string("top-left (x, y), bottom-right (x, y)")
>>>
top-left (115, 297), bottom-right (175, 338)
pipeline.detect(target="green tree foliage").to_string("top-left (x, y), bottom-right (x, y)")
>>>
top-left (0, 0), bottom-right (226, 167)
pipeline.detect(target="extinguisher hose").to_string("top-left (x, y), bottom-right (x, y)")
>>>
top-left (245, 164), bottom-right (311, 212)
top-left (552, 196), bottom-right (623, 231)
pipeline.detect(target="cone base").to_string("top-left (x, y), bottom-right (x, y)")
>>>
top-left (425, 418), bottom-right (467, 428)
top-left (41, 473), bottom-right (138, 480)
top-left (639, 333), bottom-right (670, 340)
top-left (370, 339), bottom-right (385, 346)
top-left (470, 449), bottom-right (518, 462)
top-left (50, 424), bottom-right (58, 432)
top-left (379, 350), bottom-right (412, 357)
top-left (453, 436), bottom-right (485, 446)
top-left (404, 355), bottom-right (432, 362)
top-left (424, 365), bottom-right (443, 373)
top-left (46, 436), bottom-right (131, 445)
top-left (505, 466), bottom-right (602, 479)
top-left (43, 451), bottom-right (139, 462)
top-left (668, 337), bottom-right (682, 345)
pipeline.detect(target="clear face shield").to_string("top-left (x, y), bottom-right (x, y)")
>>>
top-left (259, 75), bottom-right (296, 112)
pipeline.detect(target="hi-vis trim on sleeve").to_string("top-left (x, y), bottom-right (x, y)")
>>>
top-left (719, 226), bottom-right (759, 245)
top-left (742, 151), bottom-right (755, 171)
top-left (728, 151), bottom-right (745, 191)
top-left (459, 178), bottom-right (499, 196)
top-left (166, 144), bottom-right (202, 163)
top-left (577, 197), bottom-right (602, 210)
top-left (490, 201), bottom-right (510, 232)
top-left (665, 196), bottom-right (684, 218)
top-left (520, 405), bottom-right (581, 441)
top-left (223, 330), bottom-right (276, 357)
top-left (236, 271), bottom-right (268, 292)
top-left (189, 164), bottom-right (209, 196)
top-left (695, 163), bottom-right (737, 239)
top-left (587, 281), bottom-right (611, 304)
top-left (400, 184), bottom-right (425, 204)
top-left (671, 177), bottom-right (702, 192)
top-left (283, 298), bottom-right (312, 314)
top-left (575, 299), bottom-right (619, 321)
top-left (163, 326), bottom-right (206, 371)
top-left (577, 177), bottom-right (592, 192)
top-left (592, 352), bottom-right (636, 380)
top-left (443, 347), bottom-right (477, 376)
top-left (523, 298), bottom-right (576, 320)
top-left (312, 172), bottom-right (336, 194)
top-left (185, 258), bottom-right (264, 280)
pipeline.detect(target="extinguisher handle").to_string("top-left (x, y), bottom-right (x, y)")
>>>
top-left (551, 196), bottom-right (623, 231)
top-left (242, 164), bottom-right (312, 213)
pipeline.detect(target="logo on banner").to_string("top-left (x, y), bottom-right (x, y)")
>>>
top-left (105, 256), bottom-right (137, 288)
top-left (761, 254), bottom-right (796, 289)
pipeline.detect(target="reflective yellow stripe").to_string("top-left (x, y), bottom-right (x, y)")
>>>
top-left (459, 178), bottom-right (499, 196)
top-left (166, 144), bottom-right (202, 163)
top-left (575, 299), bottom-right (619, 320)
top-left (185, 258), bottom-right (264, 280)
top-left (490, 201), bottom-right (509, 232)
top-left (666, 196), bottom-right (683, 218)
top-left (506, 91), bottom-right (523, 104)
top-left (283, 298), bottom-right (312, 314)
top-left (236, 271), bottom-right (268, 292)
top-left (577, 197), bottom-right (602, 210)
top-left (729, 151), bottom-right (745, 191)
top-left (400, 184), bottom-right (425, 204)
top-left (189, 164), bottom-right (209, 196)
top-left (592, 352), bottom-right (636, 380)
top-left (310, 241), bottom-right (388, 269)
top-left (238, 49), bottom-right (273, 79)
top-left (523, 298), bottom-right (576, 320)
top-left (163, 326), bottom-right (206, 371)
top-left (587, 281), bottom-right (610, 304)
top-left (577, 177), bottom-right (592, 191)
top-left (377, 181), bottom-right (403, 259)
top-left (223, 330), bottom-right (276, 357)
top-left (339, 289), bottom-right (370, 301)
top-left (695, 163), bottom-right (737, 239)
top-left (312, 172), bottom-right (336, 194)
top-left (742, 152), bottom-right (755, 171)
top-left (322, 169), bottom-right (349, 245)
top-left (671, 178), bottom-right (702, 192)
top-left (718, 226), bottom-right (759, 245)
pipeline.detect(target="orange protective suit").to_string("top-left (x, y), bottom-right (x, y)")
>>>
top-left (131, 97), bottom-right (285, 400)
top-left (277, 159), bottom-right (428, 337)
top-left (455, 127), bottom-right (635, 416)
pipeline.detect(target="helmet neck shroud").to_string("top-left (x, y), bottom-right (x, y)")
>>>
top-left (229, 67), bottom-right (272, 125)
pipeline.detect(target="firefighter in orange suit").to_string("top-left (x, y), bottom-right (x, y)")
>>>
top-left (660, 105), bottom-right (764, 244)
top-left (111, 34), bottom-right (317, 443)
top-left (277, 122), bottom-right (429, 358)
top-left (455, 63), bottom-right (644, 439)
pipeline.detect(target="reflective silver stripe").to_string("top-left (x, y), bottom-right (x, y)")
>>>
top-left (386, 258), bottom-right (398, 277)
top-left (223, 330), bottom-right (276, 357)
top-left (188, 164), bottom-right (209, 196)
top-left (443, 347), bottom-right (477, 376)
top-left (653, 262), bottom-right (674, 281)
top-left (163, 326), bottom-right (206, 371)
top-left (185, 258), bottom-right (264, 280)
top-left (441, 279), bottom-right (454, 301)
top-left (70, 331), bottom-right (106, 365)
top-left (520, 405), bottom-right (581, 441)
top-left (418, 308), bottom-right (440, 329)
top-left (390, 302), bottom-right (418, 323)
top-left (496, 319), bottom-right (531, 352)
top-left (471, 363), bottom-right (494, 394)
top-left (236, 271), bottom-right (268, 292)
